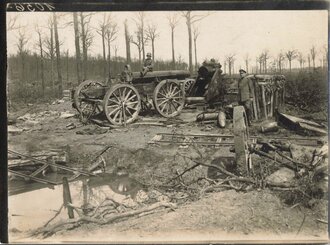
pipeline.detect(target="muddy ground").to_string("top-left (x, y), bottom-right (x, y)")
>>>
top-left (7, 100), bottom-right (328, 243)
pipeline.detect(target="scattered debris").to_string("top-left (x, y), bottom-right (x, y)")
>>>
top-left (278, 112), bottom-right (327, 135)
top-left (66, 123), bottom-right (76, 130)
top-left (60, 112), bottom-right (76, 119)
top-left (260, 121), bottom-right (279, 133)
top-left (266, 167), bottom-right (296, 185)
top-left (8, 125), bottom-right (23, 135)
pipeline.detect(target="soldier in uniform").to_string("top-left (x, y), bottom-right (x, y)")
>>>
top-left (238, 69), bottom-right (254, 126)
top-left (141, 52), bottom-right (153, 76)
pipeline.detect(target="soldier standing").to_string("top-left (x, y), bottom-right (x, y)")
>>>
top-left (238, 69), bottom-right (254, 126)
top-left (141, 52), bottom-right (153, 76)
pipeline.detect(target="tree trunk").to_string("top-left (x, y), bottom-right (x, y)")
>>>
top-left (73, 13), bottom-right (81, 84)
top-left (101, 29), bottom-right (106, 81)
top-left (289, 60), bottom-right (292, 72)
top-left (194, 38), bottom-right (197, 71)
top-left (50, 26), bottom-right (55, 94)
top-left (80, 13), bottom-right (87, 80)
top-left (171, 28), bottom-right (175, 69)
top-left (124, 21), bottom-right (131, 63)
top-left (228, 63), bottom-right (231, 76)
top-left (245, 60), bottom-right (248, 73)
top-left (53, 13), bottom-right (63, 97)
top-left (152, 39), bottom-right (155, 61)
top-left (66, 50), bottom-right (69, 83)
top-left (38, 32), bottom-right (45, 96)
top-left (107, 37), bottom-right (111, 83)
top-left (187, 13), bottom-right (193, 74)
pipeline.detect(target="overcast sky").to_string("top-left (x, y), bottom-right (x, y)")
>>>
top-left (6, 10), bottom-right (328, 69)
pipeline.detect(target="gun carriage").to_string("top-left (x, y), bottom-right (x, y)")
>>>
top-left (73, 69), bottom-right (193, 125)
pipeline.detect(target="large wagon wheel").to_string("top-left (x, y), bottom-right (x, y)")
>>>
top-left (233, 106), bottom-right (252, 174)
top-left (153, 79), bottom-right (185, 118)
top-left (103, 84), bottom-right (141, 125)
top-left (73, 80), bottom-right (104, 118)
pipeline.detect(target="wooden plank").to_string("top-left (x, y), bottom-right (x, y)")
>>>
top-left (261, 85), bottom-right (268, 119)
top-left (8, 169), bottom-right (58, 185)
top-left (270, 91), bottom-right (274, 117)
top-left (30, 163), bottom-right (50, 177)
top-left (63, 177), bottom-right (74, 219)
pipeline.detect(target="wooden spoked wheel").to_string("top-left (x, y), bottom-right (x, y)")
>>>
top-left (233, 106), bottom-right (252, 174)
top-left (184, 78), bottom-right (195, 94)
top-left (153, 79), bottom-right (185, 118)
top-left (103, 84), bottom-right (141, 125)
top-left (73, 80), bottom-right (104, 118)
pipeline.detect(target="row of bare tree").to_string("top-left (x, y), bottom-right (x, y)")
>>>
top-left (223, 46), bottom-right (328, 75)
top-left (8, 11), bottom-right (210, 89)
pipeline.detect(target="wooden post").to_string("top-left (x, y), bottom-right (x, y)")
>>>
top-left (261, 85), bottom-right (268, 119)
top-left (270, 91), bottom-right (274, 117)
top-left (255, 82), bottom-right (261, 119)
top-left (63, 177), bottom-right (74, 219)
top-left (252, 80), bottom-right (258, 120)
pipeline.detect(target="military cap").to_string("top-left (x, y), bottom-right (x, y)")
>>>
top-left (239, 69), bottom-right (247, 74)
top-left (147, 52), bottom-right (152, 57)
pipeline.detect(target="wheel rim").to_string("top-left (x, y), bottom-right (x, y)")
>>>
top-left (74, 80), bottom-right (104, 118)
top-left (153, 80), bottom-right (185, 118)
top-left (103, 84), bottom-right (141, 125)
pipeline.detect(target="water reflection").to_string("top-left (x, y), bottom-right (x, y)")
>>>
top-left (9, 171), bottom-right (144, 234)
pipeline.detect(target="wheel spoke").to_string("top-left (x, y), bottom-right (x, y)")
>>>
top-left (108, 98), bottom-right (120, 105)
top-left (112, 109), bottom-right (121, 122)
top-left (126, 94), bottom-right (137, 102)
top-left (119, 109), bottom-right (123, 124)
top-left (107, 107), bottom-right (121, 116)
top-left (126, 105), bottom-right (138, 111)
top-left (126, 101), bottom-right (139, 106)
top-left (125, 107), bottom-right (133, 116)
top-left (157, 91), bottom-right (167, 98)
top-left (112, 90), bottom-right (121, 102)
top-left (172, 99), bottom-right (182, 106)
top-left (171, 89), bottom-right (182, 97)
top-left (124, 89), bottom-right (132, 101)
top-left (160, 102), bottom-right (167, 113)
top-left (170, 100), bottom-right (178, 111)
top-left (157, 99), bottom-right (168, 107)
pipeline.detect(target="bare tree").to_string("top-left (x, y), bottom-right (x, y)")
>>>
top-left (285, 49), bottom-right (297, 72)
top-left (310, 46), bottom-right (317, 69)
top-left (73, 12), bottom-right (82, 84)
top-left (105, 22), bottom-right (118, 81)
top-left (7, 15), bottom-right (20, 31)
top-left (262, 50), bottom-right (270, 73)
top-left (244, 53), bottom-right (250, 73)
top-left (146, 23), bottom-right (159, 61)
top-left (16, 30), bottom-right (28, 81)
top-left (44, 18), bottom-right (55, 91)
top-left (277, 53), bottom-right (285, 73)
top-left (323, 44), bottom-right (328, 68)
top-left (133, 12), bottom-right (148, 59)
top-left (35, 24), bottom-right (45, 96)
top-left (97, 13), bottom-right (112, 80)
top-left (167, 13), bottom-right (180, 68)
top-left (80, 13), bottom-right (94, 80)
top-left (131, 31), bottom-right (143, 64)
top-left (192, 25), bottom-right (200, 71)
top-left (181, 11), bottom-right (209, 74)
top-left (124, 19), bottom-right (131, 63)
top-left (257, 54), bottom-right (263, 73)
top-left (225, 54), bottom-right (235, 76)
top-left (53, 13), bottom-right (63, 96)
top-left (298, 52), bottom-right (305, 70)
top-left (307, 54), bottom-right (311, 71)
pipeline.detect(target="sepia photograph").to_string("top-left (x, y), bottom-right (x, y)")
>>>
top-left (5, 2), bottom-right (328, 243)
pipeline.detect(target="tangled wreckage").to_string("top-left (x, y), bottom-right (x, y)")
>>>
top-left (72, 60), bottom-right (286, 125)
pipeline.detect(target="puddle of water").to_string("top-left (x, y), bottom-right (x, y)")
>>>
top-left (8, 173), bottom-right (143, 233)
